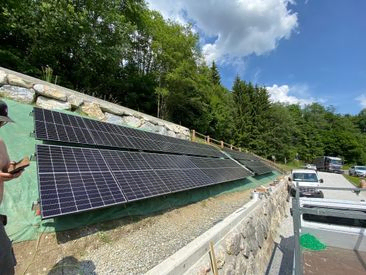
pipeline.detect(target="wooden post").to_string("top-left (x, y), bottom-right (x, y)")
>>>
top-left (206, 136), bottom-right (210, 144)
top-left (220, 141), bottom-right (224, 148)
top-left (230, 144), bottom-right (233, 150)
top-left (239, 148), bottom-right (242, 152)
top-left (209, 241), bottom-right (219, 275)
top-left (191, 130), bottom-right (195, 142)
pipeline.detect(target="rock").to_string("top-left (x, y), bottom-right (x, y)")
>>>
top-left (33, 84), bottom-right (67, 101)
top-left (67, 94), bottom-right (84, 108)
top-left (235, 255), bottom-right (247, 275)
top-left (196, 264), bottom-right (211, 275)
top-left (0, 85), bottom-right (35, 103)
top-left (139, 121), bottom-right (160, 133)
top-left (215, 245), bottom-right (226, 269)
top-left (36, 96), bottom-right (71, 110)
top-left (121, 115), bottom-right (142, 128)
top-left (100, 104), bottom-right (127, 116)
top-left (105, 112), bottom-right (123, 125)
top-left (245, 255), bottom-right (257, 275)
top-left (167, 130), bottom-right (177, 138)
top-left (156, 126), bottom-right (169, 136)
top-left (255, 223), bottom-right (265, 249)
top-left (0, 70), bottom-right (7, 85)
top-left (80, 102), bottom-right (105, 121)
top-left (223, 260), bottom-right (236, 275)
top-left (225, 231), bottom-right (242, 256)
top-left (7, 74), bottom-right (33, 88)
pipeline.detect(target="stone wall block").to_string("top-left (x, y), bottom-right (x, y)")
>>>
top-left (0, 85), bottom-right (35, 104)
top-left (80, 102), bottom-right (105, 121)
top-left (167, 130), bottom-right (177, 138)
top-left (121, 115), bottom-right (142, 128)
top-left (33, 84), bottom-right (67, 101)
top-left (223, 259), bottom-right (236, 275)
top-left (0, 70), bottom-right (7, 85)
top-left (36, 96), bottom-right (71, 110)
top-left (255, 223), bottom-right (265, 248)
top-left (105, 112), bottom-right (123, 125)
top-left (100, 104), bottom-right (126, 116)
top-left (139, 121), bottom-right (161, 133)
top-left (7, 74), bottom-right (33, 88)
top-left (157, 126), bottom-right (169, 136)
top-left (67, 94), bottom-right (84, 108)
top-left (225, 231), bottom-right (242, 255)
top-left (245, 255), bottom-right (257, 275)
top-left (235, 255), bottom-right (248, 275)
top-left (215, 245), bottom-right (226, 269)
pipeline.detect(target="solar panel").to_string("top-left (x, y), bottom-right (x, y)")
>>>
top-left (34, 107), bottom-right (224, 158)
top-left (238, 160), bottom-right (273, 175)
top-left (37, 145), bottom-right (127, 219)
top-left (37, 144), bottom-right (251, 219)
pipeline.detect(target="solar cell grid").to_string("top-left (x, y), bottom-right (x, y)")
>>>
top-left (35, 107), bottom-right (226, 158)
top-left (112, 170), bottom-right (170, 202)
top-left (37, 144), bottom-right (252, 219)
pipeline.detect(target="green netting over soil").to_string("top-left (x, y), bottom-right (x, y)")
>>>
top-left (0, 99), bottom-right (280, 243)
top-left (300, 233), bottom-right (327, 251)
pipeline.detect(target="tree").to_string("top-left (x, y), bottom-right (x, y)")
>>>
top-left (210, 61), bottom-right (221, 85)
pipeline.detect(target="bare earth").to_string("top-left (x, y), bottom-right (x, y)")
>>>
top-left (13, 188), bottom-right (254, 275)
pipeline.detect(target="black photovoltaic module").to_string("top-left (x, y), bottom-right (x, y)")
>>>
top-left (223, 149), bottom-right (273, 175)
top-left (34, 107), bottom-right (225, 158)
top-left (37, 144), bottom-right (252, 219)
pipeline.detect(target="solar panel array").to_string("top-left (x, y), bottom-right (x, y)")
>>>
top-left (37, 144), bottom-right (252, 218)
top-left (34, 107), bottom-right (224, 158)
top-left (223, 149), bottom-right (273, 175)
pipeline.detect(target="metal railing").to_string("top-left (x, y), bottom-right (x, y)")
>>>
top-left (190, 129), bottom-right (285, 174)
top-left (292, 184), bottom-right (366, 275)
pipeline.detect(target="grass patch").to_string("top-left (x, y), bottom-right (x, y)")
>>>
top-left (343, 174), bottom-right (361, 187)
top-left (97, 231), bottom-right (111, 244)
top-left (276, 161), bottom-right (305, 172)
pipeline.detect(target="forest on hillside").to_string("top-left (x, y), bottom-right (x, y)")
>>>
top-left (2, 0), bottom-right (366, 164)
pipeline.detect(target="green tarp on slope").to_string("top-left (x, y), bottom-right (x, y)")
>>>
top-left (0, 99), bottom-right (280, 243)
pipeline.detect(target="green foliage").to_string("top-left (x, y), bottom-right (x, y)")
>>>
top-left (2, 0), bottom-right (366, 166)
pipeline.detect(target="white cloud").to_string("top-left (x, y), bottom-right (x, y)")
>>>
top-left (356, 94), bottom-right (366, 108)
top-left (146, 0), bottom-right (298, 64)
top-left (266, 84), bottom-right (314, 106)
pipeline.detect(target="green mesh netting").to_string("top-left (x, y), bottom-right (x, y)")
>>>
top-left (0, 98), bottom-right (280, 243)
top-left (300, 233), bottom-right (327, 251)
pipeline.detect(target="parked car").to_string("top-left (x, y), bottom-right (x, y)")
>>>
top-left (348, 166), bottom-right (366, 177)
top-left (288, 169), bottom-right (324, 198)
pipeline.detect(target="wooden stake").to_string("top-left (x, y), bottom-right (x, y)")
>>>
top-left (209, 241), bottom-right (219, 275)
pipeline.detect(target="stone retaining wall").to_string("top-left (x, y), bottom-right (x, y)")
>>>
top-left (190, 179), bottom-right (289, 275)
top-left (0, 67), bottom-right (190, 139)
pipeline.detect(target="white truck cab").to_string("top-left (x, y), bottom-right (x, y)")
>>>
top-left (289, 169), bottom-right (324, 198)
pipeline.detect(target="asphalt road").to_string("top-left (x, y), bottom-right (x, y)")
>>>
top-left (266, 171), bottom-right (366, 275)
top-left (318, 171), bottom-right (366, 201)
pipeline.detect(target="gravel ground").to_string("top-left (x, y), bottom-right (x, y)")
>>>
top-left (14, 187), bottom-right (256, 275)
top-left (81, 191), bottom-right (253, 274)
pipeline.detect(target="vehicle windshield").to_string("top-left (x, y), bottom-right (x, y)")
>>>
top-left (330, 159), bottom-right (342, 165)
top-left (293, 173), bottom-right (318, 182)
top-left (355, 166), bottom-right (366, 170)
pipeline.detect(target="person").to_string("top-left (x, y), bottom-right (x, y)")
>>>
top-left (0, 100), bottom-right (22, 275)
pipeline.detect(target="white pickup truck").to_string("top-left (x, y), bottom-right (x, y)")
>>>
top-left (288, 169), bottom-right (324, 198)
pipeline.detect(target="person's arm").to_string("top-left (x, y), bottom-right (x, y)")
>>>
top-left (0, 140), bottom-right (22, 204)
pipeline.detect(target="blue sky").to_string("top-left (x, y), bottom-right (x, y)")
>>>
top-left (147, 0), bottom-right (366, 115)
